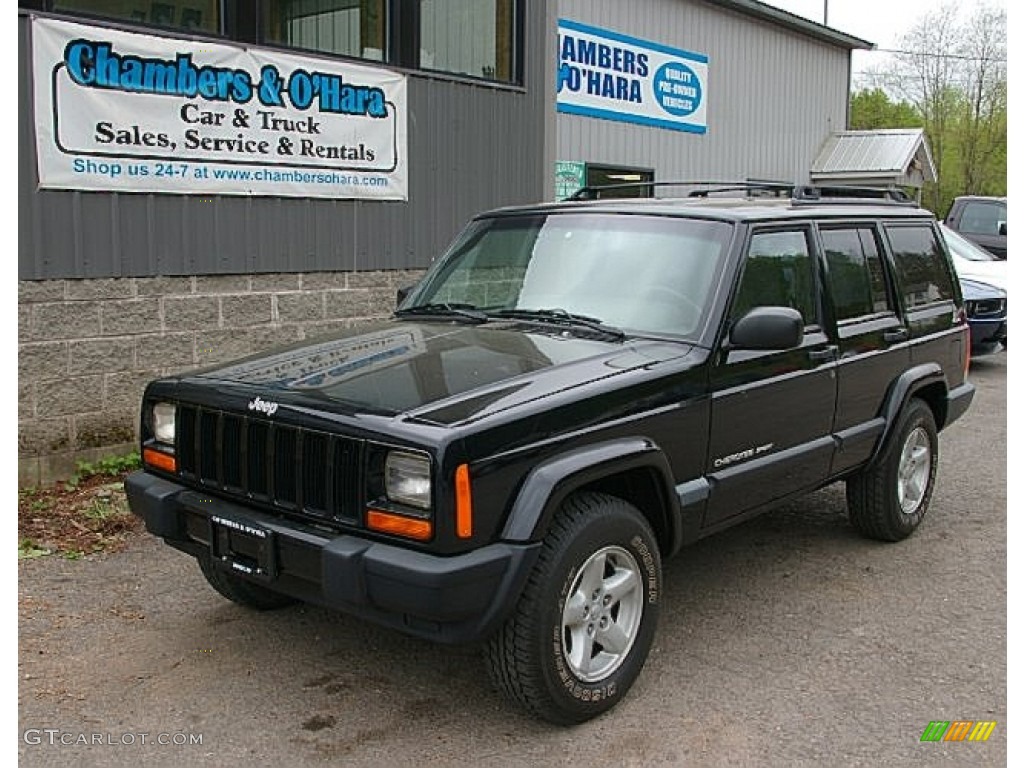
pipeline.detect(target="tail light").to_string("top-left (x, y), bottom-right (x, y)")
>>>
top-left (956, 306), bottom-right (971, 376)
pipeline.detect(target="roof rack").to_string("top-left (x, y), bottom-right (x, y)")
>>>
top-left (791, 184), bottom-right (916, 206)
top-left (567, 180), bottom-right (919, 206)
top-left (567, 179), bottom-right (792, 201)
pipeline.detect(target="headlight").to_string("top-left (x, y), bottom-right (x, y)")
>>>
top-left (384, 451), bottom-right (431, 511)
top-left (152, 402), bottom-right (176, 445)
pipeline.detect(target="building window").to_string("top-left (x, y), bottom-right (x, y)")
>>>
top-left (50, 0), bottom-right (221, 33)
top-left (263, 0), bottom-right (386, 61)
top-left (419, 0), bottom-right (515, 82)
top-left (585, 165), bottom-right (654, 199)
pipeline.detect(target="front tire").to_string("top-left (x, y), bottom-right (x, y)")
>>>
top-left (847, 398), bottom-right (938, 541)
top-left (197, 554), bottom-right (298, 610)
top-left (484, 493), bottom-right (661, 724)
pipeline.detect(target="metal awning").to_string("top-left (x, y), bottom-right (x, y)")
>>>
top-left (811, 129), bottom-right (937, 188)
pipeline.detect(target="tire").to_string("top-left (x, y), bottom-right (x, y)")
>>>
top-left (484, 492), bottom-right (661, 724)
top-left (197, 554), bottom-right (298, 610)
top-left (847, 398), bottom-right (938, 542)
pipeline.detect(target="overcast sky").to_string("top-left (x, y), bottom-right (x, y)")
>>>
top-left (758, 0), bottom-right (1010, 83)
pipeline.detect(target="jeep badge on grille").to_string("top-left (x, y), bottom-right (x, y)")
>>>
top-left (248, 396), bottom-right (279, 416)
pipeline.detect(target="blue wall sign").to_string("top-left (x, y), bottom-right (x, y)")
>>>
top-left (557, 19), bottom-right (708, 134)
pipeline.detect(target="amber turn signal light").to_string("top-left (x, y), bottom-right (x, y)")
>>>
top-left (143, 446), bottom-right (177, 473)
top-left (455, 464), bottom-right (473, 539)
top-left (366, 509), bottom-right (433, 541)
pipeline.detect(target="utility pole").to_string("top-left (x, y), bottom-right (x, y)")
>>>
top-left (824, 0), bottom-right (829, 26)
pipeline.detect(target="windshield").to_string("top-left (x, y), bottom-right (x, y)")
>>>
top-left (940, 224), bottom-right (998, 262)
top-left (406, 213), bottom-right (733, 337)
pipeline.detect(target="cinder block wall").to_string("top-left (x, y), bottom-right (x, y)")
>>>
top-left (18, 270), bottom-right (425, 486)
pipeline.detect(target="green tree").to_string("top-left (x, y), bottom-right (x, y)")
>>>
top-left (856, 3), bottom-right (1006, 215)
top-left (849, 89), bottom-right (922, 130)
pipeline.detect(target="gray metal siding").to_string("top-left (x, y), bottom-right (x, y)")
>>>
top-left (19, 7), bottom-right (549, 280)
top-left (556, 0), bottom-right (850, 185)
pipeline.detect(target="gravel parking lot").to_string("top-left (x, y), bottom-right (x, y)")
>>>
top-left (18, 354), bottom-right (1006, 768)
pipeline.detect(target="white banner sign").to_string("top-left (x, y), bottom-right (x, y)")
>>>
top-left (557, 19), bottom-right (708, 135)
top-left (32, 17), bottom-right (408, 199)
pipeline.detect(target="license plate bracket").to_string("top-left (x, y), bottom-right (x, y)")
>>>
top-left (209, 514), bottom-right (277, 582)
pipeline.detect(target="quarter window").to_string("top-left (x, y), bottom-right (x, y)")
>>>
top-left (822, 227), bottom-right (891, 321)
top-left (732, 231), bottom-right (817, 327)
top-left (885, 225), bottom-right (956, 308)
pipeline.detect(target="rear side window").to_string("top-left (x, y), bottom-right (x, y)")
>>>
top-left (821, 227), bottom-right (892, 321)
top-left (731, 230), bottom-right (817, 326)
top-left (885, 225), bottom-right (956, 309)
top-left (958, 200), bottom-right (1006, 236)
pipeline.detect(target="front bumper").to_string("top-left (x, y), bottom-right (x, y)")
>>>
top-left (125, 471), bottom-right (540, 644)
top-left (968, 318), bottom-right (1006, 354)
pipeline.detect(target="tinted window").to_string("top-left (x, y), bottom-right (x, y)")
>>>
top-left (959, 201), bottom-right (1006, 236)
top-left (732, 231), bottom-right (817, 326)
top-left (885, 225), bottom-right (956, 308)
top-left (822, 227), bottom-right (891, 320)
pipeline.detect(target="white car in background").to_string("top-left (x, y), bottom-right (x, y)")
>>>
top-left (940, 223), bottom-right (1008, 292)
top-left (940, 223), bottom-right (1007, 355)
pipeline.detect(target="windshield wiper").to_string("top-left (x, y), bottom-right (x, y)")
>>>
top-left (489, 308), bottom-right (626, 339)
top-left (394, 302), bottom-right (488, 323)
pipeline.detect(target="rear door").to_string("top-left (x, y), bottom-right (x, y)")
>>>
top-left (818, 223), bottom-right (911, 475)
top-left (704, 226), bottom-right (838, 529)
top-left (883, 222), bottom-right (965, 375)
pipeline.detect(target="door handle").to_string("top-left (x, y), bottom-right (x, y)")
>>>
top-left (807, 345), bottom-right (838, 362)
top-left (883, 327), bottom-right (910, 343)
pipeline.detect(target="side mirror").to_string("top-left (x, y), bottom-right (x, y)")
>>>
top-left (998, 221), bottom-right (1007, 236)
top-left (396, 283), bottom-right (417, 306)
top-left (729, 307), bottom-right (804, 350)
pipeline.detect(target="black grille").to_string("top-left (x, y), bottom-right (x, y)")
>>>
top-left (176, 405), bottom-right (362, 523)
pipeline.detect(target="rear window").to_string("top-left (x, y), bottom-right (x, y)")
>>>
top-left (884, 225), bottom-right (956, 309)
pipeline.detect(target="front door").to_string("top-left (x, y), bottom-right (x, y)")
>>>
top-left (704, 227), bottom-right (838, 529)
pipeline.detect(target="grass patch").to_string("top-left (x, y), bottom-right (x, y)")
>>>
top-left (19, 452), bottom-right (143, 560)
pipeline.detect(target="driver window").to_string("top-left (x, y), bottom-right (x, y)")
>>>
top-left (731, 230), bottom-right (817, 327)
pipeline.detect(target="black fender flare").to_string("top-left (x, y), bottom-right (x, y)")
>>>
top-left (868, 363), bottom-right (947, 467)
top-left (500, 438), bottom-right (682, 555)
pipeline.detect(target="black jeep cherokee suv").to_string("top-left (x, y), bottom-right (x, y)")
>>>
top-left (127, 184), bottom-right (975, 724)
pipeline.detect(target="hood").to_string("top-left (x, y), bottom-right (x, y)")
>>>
top-left (952, 255), bottom-right (1008, 293)
top-left (189, 320), bottom-right (693, 424)
top-left (959, 278), bottom-right (1006, 302)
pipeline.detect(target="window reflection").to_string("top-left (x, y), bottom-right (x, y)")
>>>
top-left (420, 0), bottom-right (515, 82)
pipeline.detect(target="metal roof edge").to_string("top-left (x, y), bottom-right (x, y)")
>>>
top-left (702, 0), bottom-right (875, 50)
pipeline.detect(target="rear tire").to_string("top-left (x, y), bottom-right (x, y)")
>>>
top-left (847, 398), bottom-right (938, 541)
top-left (198, 554), bottom-right (298, 610)
top-left (484, 492), bottom-right (661, 724)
